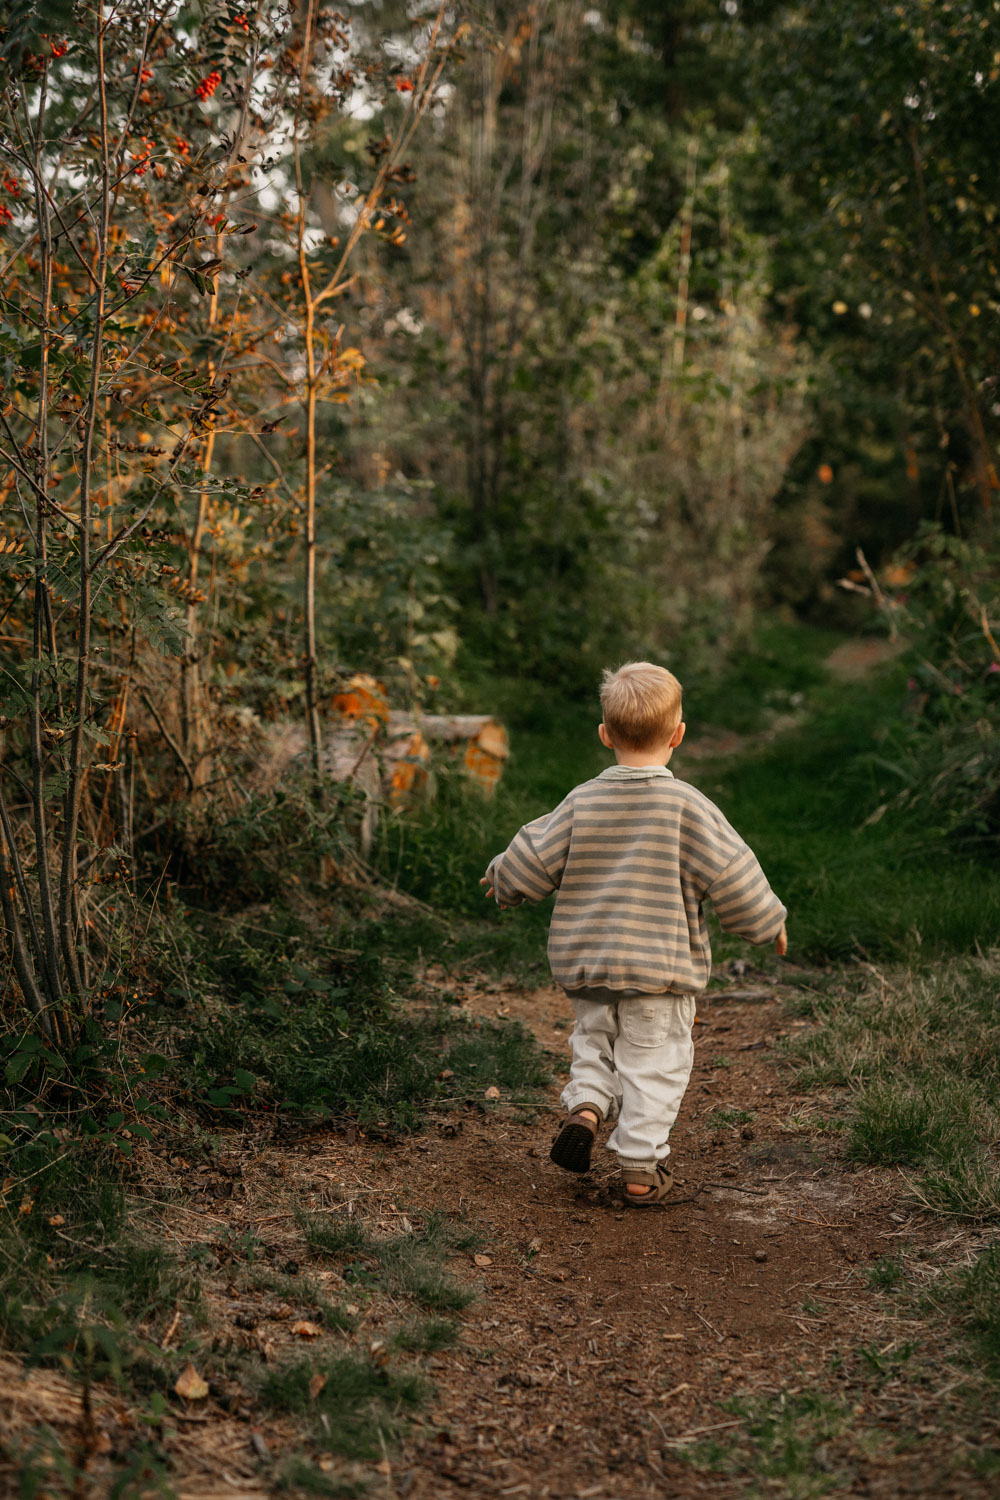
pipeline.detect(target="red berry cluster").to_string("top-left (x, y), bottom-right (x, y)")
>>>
top-left (131, 135), bottom-right (155, 175)
top-left (196, 70), bottom-right (222, 101)
top-left (232, 12), bottom-right (249, 32)
top-left (0, 173), bottom-right (20, 225)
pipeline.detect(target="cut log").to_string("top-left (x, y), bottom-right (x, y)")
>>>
top-left (389, 712), bottom-right (509, 795)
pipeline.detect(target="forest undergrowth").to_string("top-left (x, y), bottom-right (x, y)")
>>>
top-left (2, 623), bottom-right (1000, 1494)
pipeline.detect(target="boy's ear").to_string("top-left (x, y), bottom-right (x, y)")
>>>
top-left (670, 720), bottom-right (686, 748)
top-left (598, 722), bottom-right (615, 750)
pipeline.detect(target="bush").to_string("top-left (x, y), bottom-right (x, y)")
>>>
top-left (863, 525), bottom-right (1000, 847)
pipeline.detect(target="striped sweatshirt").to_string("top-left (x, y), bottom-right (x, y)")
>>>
top-left (484, 764), bottom-right (786, 996)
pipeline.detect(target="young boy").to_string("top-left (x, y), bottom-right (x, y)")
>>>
top-left (481, 661), bottom-right (787, 1206)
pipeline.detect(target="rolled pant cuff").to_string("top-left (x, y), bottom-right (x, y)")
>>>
top-left (617, 1152), bottom-right (668, 1173)
top-left (562, 1088), bottom-right (614, 1121)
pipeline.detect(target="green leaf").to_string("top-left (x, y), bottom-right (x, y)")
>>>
top-left (5, 1052), bottom-right (35, 1084)
top-left (140, 1053), bottom-right (171, 1079)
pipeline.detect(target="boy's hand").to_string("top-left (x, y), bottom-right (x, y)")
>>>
top-left (775, 923), bottom-right (788, 957)
top-left (480, 876), bottom-right (507, 909)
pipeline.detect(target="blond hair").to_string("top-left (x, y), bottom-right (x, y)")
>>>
top-left (600, 661), bottom-right (683, 750)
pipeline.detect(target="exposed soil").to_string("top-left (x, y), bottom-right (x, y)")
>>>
top-left (6, 968), bottom-right (996, 1499)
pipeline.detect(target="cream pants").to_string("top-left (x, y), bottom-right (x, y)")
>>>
top-left (560, 990), bottom-right (697, 1172)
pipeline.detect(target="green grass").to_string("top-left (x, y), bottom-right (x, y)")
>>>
top-left (300, 1211), bottom-right (478, 1313)
top-left (786, 953), bottom-right (1000, 1219)
top-left (154, 899), bottom-right (553, 1128)
top-left (694, 657), bottom-right (1000, 962)
top-left (260, 1349), bottom-right (426, 1461)
top-left (688, 1389), bottom-right (864, 1498)
top-left (865, 1254), bottom-right (905, 1291)
top-left (391, 1315), bottom-right (460, 1353)
top-left (707, 1107), bottom-right (756, 1128)
top-left (951, 1246), bottom-right (1000, 1378)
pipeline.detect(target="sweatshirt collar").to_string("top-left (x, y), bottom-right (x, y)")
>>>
top-left (597, 764), bottom-right (674, 781)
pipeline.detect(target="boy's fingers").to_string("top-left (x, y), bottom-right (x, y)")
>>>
top-left (775, 924), bottom-right (788, 956)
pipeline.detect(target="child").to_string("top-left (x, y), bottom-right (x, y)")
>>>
top-left (481, 661), bottom-right (787, 1205)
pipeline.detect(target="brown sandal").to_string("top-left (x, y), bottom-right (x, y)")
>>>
top-left (622, 1161), bottom-right (673, 1205)
top-left (549, 1104), bottom-right (603, 1173)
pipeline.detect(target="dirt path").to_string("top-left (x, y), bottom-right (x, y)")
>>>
top-left (375, 973), bottom-right (988, 1500)
top-left (6, 968), bottom-right (995, 1499)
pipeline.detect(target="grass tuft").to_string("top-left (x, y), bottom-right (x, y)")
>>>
top-left (952, 1246), bottom-right (1000, 1377)
top-left (787, 954), bottom-right (1000, 1219)
top-left (300, 1211), bottom-right (477, 1313)
top-left (260, 1350), bottom-right (425, 1461)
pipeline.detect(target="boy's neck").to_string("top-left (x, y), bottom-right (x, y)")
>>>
top-left (613, 748), bottom-right (674, 768)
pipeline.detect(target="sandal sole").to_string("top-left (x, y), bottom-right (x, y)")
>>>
top-left (549, 1122), bottom-right (595, 1173)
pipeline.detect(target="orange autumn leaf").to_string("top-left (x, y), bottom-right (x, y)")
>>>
top-left (291, 1320), bottom-right (322, 1338)
top-left (174, 1363), bottom-right (209, 1401)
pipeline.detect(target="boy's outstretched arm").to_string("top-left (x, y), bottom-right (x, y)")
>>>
top-left (705, 843), bottom-right (788, 952)
top-left (481, 798), bottom-right (574, 909)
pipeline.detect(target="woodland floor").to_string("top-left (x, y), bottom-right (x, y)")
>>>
top-left (4, 964), bottom-right (998, 1499)
top-left (3, 638), bottom-right (993, 1498)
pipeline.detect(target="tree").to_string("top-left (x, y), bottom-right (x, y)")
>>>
top-left (0, 0), bottom-right (455, 1047)
top-left (751, 0), bottom-right (1000, 538)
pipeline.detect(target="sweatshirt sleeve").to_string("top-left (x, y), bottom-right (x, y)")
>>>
top-left (483, 795), bottom-right (575, 908)
top-left (705, 843), bottom-right (787, 945)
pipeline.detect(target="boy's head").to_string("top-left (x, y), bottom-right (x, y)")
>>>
top-left (599, 661), bottom-right (683, 753)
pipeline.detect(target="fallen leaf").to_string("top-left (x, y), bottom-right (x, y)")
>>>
top-left (375, 1460), bottom-right (392, 1475)
top-left (473, 1254), bottom-right (492, 1268)
top-left (48, 1214), bottom-right (65, 1227)
top-left (1, 1177), bottom-right (14, 1196)
top-left (484, 1085), bottom-right (500, 1101)
top-left (291, 1320), bottom-right (322, 1339)
top-left (437, 1068), bottom-right (454, 1080)
top-left (345, 1303), bottom-right (360, 1317)
top-left (526, 1237), bottom-right (542, 1254)
top-left (18, 1198), bottom-right (33, 1217)
top-left (370, 1339), bottom-right (389, 1368)
top-left (309, 1372), bottom-right (327, 1400)
top-left (174, 1362), bottom-right (209, 1401)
